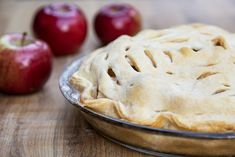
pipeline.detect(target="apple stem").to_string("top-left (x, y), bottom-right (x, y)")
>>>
top-left (21, 32), bottom-right (27, 46)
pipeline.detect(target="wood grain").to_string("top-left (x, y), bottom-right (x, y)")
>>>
top-left (1, 0), bottom-right (235, 156)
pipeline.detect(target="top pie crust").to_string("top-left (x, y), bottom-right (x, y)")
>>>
top-left (70, 24), bottom-right (235, 133)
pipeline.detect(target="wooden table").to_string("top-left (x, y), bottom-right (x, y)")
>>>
top-left (1, 0), bottom-right (235, 156)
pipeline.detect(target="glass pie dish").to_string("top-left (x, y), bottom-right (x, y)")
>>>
top-left (59, 57), bottom-right (235, 156)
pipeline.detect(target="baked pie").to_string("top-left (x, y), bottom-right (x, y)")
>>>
top-left (70, 24), bottom-right (235, 133)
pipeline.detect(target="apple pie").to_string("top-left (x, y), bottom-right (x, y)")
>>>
top-left (70, 23), bottom-right (235, 133)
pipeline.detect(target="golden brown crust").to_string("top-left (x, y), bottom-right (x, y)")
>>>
top-left (70, 23), bottom-right (235, 133)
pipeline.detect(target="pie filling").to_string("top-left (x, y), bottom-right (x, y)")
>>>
top-left (71, 24), bottom-right (235, 133)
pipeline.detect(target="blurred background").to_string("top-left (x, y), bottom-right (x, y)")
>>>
top-left (1, 0), bottom-right (235, 52)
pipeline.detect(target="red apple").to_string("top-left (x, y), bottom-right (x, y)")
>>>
top-left (32, 3), bottom-right (87, 56)
top-left (94, 3), bottom-right (142, 45)
top-left (0, 33), bottom-right (52, 94)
